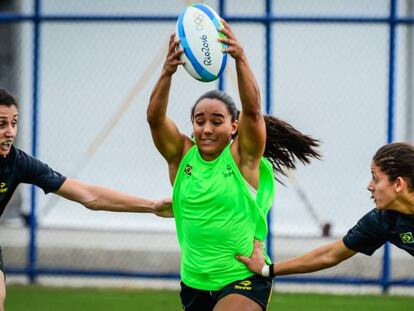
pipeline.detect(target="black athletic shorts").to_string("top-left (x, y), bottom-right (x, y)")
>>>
top-left (180, 274), bottom-right (273, 311)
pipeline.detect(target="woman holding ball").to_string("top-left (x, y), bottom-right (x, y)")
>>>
top-left (147, 20), bottom-right (320, 310)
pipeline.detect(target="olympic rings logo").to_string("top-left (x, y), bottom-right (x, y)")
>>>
top-left (192, 12), bottom-right (205, 31)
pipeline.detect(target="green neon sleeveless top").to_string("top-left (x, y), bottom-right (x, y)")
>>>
top-left (172, 144), bottom-right (275, 290)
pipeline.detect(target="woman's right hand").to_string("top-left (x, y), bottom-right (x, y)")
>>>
top-left (162, 33), bottom-right (186, 77)
top-left (153, 197), bottom-right (174, 218)
top-left (236, 240), bottom-right (265, 275)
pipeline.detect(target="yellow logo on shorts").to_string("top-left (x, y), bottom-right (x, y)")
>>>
top-left (0, 182), bottom-right (7, 193)
top-left (234, 280), bottom-right (252, 290)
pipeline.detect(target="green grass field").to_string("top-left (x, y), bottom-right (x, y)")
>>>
top-left (5, 285), bottom-right (414, 311)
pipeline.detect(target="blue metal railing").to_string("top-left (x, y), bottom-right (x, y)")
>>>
top-left (265, 0), bottom-right (273, 261)
top-left (28, 0), bottom-right (42, 284)
top-left (381, 0), bottom-right (398, 293)
top-left (0, 0), bottom-right (412, 292)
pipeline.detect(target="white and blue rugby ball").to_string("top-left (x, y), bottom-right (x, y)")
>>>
top-left (176, 3), bottom-right (227, 82)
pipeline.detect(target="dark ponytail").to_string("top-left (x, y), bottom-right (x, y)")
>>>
top-left (191, 90), bottom-right (321, 180)
top-left (263, 115), bottom-right (321, 180)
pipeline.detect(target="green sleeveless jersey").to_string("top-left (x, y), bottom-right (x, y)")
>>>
top-left (173, 144), bottom-right (275, 290)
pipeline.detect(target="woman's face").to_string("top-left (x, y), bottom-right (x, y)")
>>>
top-left (367, 161), bottom-right (398, 210)
top-left (0, 104), bottom-right (18, 157)
top-left (192, 98), bottom-right (237, 161)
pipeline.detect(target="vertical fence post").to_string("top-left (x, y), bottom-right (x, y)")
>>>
top-left (218, 0), bottom-right (225, 91)
top-left (28, 0), bottom-right (42, 284)
top-left (382, 0), bottom-right (398, 293)
top-left (265, 0), bottom-right (273, 261)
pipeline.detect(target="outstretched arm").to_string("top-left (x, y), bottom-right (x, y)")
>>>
top-left (147, 33), bottom-right (190, 171)
top-left (55, 178), bottom-right (173, 217)
top-left (237, 239), bottom-right (356, 276)
top-left (220, 20), bottom-right (266, 161)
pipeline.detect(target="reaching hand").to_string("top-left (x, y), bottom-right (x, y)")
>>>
top-left (236, 239), bottom-right (265, 275)
top-left (162, 33), bottom-right (186, 77)
top-left (218, 19), bottom-right (245, 61)
top-left (153, 197), bottom-right (174, 218)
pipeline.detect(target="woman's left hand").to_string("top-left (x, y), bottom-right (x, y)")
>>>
top-left (218, 19), bottom-right (245, 61)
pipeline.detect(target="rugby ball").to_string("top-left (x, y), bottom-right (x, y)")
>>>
top-left (176, 3), bottom-right (227, 82)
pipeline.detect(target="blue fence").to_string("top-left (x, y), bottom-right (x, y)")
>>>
top-left (1, 0), bottom-right (414, 293)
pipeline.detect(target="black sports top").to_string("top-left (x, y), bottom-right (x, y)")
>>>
top-left (343, 208), bottom-right (414, 256)
top-left (0, 146), bottom-right (66, 217)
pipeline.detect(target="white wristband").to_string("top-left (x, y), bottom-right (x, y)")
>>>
top-left (261, 264), bottom-right (270, 277)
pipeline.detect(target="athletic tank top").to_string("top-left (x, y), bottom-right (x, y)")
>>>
top-left (173, 144), bottom-right (275, 290)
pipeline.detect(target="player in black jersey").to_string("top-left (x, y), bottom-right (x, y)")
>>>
top-left (0, 89), bottom-right (172, 311)
top-left (237, 142), bottom-right (414, 278)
